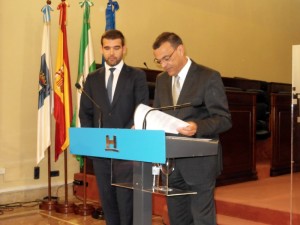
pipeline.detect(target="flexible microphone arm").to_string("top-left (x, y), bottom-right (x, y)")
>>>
top-left (75, 83), bottom-right (102, 128)
top-left (142, 102), bottom-right (197, 130)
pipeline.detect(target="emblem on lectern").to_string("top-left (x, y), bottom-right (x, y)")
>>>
top-left (105, 135), bottom-right (119, 152)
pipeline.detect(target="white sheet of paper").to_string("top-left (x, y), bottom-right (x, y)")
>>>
top-left (134, 104), bottom-right (190, 134)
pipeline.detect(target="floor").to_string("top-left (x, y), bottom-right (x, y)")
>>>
top-left (215, 171), bottom-right (300, 225)
top-left (0, 172), bottom-right (299, 225)
top-left (0, 205), bottom-right (164, 225)
top-left (0, 200), bottom-right (163, 225)
top-left (216, 173), bottom-right (299, 214)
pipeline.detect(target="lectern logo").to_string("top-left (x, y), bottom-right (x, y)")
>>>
top-left (105, 135), bottom-right (119, 152)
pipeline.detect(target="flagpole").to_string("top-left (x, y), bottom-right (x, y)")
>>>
top-left (73, 0), bottom-right (97, 216)
top-left (38, 0), bottom-right (57, 211)
top-left (54, 0), bottom-right (74, 214)
top-left (55, 150), bottom-right (75, 213)
top-left (39, 146), bottom-right (57, 210)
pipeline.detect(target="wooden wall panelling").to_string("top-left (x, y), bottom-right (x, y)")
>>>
top-left (217, 90), bottom-right (258, 186)
top-left (270, 93), bottom-right (300, 176)
top-left (268, 82), bottom-right (292, 94)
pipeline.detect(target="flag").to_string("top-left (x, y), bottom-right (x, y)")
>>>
top-left (102, 0), bottom-right (119, 64)
top-left (74, 0), bottom-right (96, 128)
top-left (37, 3), bottom-right (53, 164)
top-left (105, 0), bottom-right (119, 31)
top-left (54, 0), bottom-right (73, 161)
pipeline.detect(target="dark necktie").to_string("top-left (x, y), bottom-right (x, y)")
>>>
top-left (107, 68), bottom-right (115, 103)
top-left (172, 75), bottom-right (180, 105)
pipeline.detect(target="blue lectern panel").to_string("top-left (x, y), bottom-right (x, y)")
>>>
top-left (69, 128), bottom-right (166, 163)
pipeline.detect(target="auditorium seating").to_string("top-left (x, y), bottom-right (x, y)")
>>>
top-left (222, 77), bottom-right (271, 141)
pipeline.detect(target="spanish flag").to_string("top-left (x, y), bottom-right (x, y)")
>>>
top-left (54, 0), bottom-right (73, 161)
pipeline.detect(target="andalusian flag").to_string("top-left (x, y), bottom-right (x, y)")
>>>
top-left (37, 3), bottom-right (53, 164)
top-left (74, 0), bottom-right (96, 127)
top-left (54, 0), bottom-right (73, 161)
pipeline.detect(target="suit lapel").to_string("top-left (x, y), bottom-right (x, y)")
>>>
top-left (111, 64), bottom-right (127, 107)
top-left (98, 68), bottom-right (111, 106)
top-left (177, 62), bottom-right (197, 104)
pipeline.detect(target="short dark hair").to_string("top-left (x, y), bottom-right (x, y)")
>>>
top-left (101, 29), bottom-right (125, 46)
top-left (152, 32), bottom-right (183, 50)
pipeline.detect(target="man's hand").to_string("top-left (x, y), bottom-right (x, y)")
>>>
top-left (177, 121), bottom-right (197, 136)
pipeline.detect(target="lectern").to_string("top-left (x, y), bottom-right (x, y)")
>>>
top-left (70, 128), bottom-right (219, 225)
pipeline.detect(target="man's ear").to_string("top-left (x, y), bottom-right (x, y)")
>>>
top-left (122, 45), bottom-right (127, 55)
top-left (177, 44), bottom-right (185, 56)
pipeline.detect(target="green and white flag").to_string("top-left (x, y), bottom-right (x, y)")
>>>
top-left (74, 0), bottom-right (96, 127)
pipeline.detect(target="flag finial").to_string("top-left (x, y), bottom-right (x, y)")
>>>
top-left (42, 0), bottom-right (53, 23)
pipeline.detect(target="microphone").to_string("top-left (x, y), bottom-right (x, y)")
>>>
top-left (154, 99), bottom-right (202, 111)
top-left (142, 99), bottom-right (202, 129)
top-left (143, 62), bottom-right (149, 69)
top-left (75, 83), bottom-right (102, 128)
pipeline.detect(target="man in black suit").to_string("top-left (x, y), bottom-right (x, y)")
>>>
top-left (152, 32), bottom-right (232, 225)
top-left (79, 29), bottom-right (149, 225)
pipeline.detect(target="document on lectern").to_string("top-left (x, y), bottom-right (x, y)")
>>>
top-left (134, 104), bottom-right (189, 134)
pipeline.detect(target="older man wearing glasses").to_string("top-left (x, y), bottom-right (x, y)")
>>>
top-left (152, 32), bottom-right (232, 225)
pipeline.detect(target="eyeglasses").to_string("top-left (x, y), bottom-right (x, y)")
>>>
top-left (154, 48), bottom-right (177, 65)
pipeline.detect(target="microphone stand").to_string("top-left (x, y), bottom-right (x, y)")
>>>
top-left (73, 83), bottom-right (96, 216)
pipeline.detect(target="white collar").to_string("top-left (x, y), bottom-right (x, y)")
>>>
top-left (177, 57), bottom-right (192, 81)
top-left (105, 60), bottom-right (124, 72)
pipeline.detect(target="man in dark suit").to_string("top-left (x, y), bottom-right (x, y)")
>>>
top-left (79, 29), bottom-right (149, 225)
top-left (152, 32), bottom-right (232, 225)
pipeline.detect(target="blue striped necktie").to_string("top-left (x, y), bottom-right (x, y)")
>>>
top-left (107, 68), bottom-right (115, 103)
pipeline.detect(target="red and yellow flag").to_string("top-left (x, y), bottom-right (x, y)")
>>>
top-left (54, 0), bottom-right (73, 161)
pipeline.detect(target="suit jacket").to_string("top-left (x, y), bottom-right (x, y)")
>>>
top-left (79, 64), bottom-right (149, 129)
top-left (153, 60), bottom-right (232, 179)
top-left (79, 64), bottom-right (148, 225)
